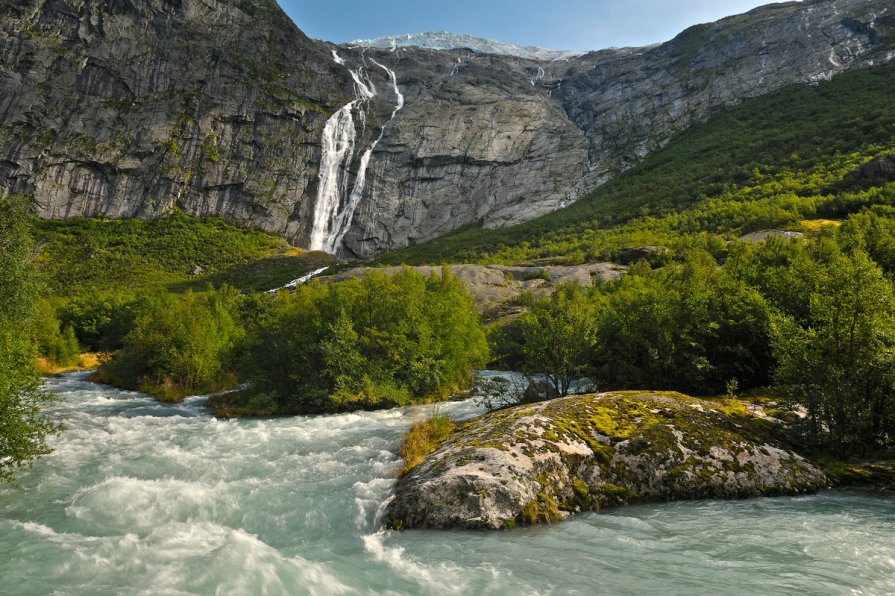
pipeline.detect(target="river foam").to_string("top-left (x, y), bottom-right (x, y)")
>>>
top-left (1, 372), bottom-right (893, 595)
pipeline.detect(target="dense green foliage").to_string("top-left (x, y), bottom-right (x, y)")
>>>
top-left (33, 300), bottom-right (80, 367)
top-left (496, 286), bottom-right (603, 396)
top-left (36, 210), bottom-right (333, 296)
top-left (239, 269), bottom-right (488, 414)
top-left (599, 255), bottom-right (774, 394)
top-left (57, 293), bottom-right (138, 353)
top-left (0, 196), bottom-right (58, 483)
top-left (496, 255), bottom-right (774, 398)
top-left (496, 226), bottom-right (895, 452)
top-left (96, 287), bottom-right (245, 400)
top-left (81, 268), bottom-right (487, 414)
top-left (768, 247), bottom-right (895, 451)
top-left (377, 62), bottom-right (895, 266)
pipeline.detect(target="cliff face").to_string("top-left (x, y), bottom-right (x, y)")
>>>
top-left (0, 0), bottom-right (352, 241)
top-left (1, 0), bottom-right (894, 257)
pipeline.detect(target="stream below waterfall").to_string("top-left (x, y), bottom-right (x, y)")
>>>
top-left (2, 372), bottom-right (894, 595)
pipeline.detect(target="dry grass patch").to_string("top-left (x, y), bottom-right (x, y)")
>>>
top-left (399, 414), bottom-right (455, 476)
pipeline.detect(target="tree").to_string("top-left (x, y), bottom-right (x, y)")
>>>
top-left (239, 268), bottom-right (489, 413)
top-left (773, 249), bottom-right (895, 451)
top-left (0, 195), bottom-right (58, 483)
top-left (100, 287), bottom-right (244, 399)
top-left (513, 284), bottom-right (603, 397)
top-left (599, 253), bottom-right (773, 395)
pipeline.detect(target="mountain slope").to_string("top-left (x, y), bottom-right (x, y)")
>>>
top-left (1, 0), bottom-right (893, 258)
top-left (0, 0), bottom-right (351, 241)
top-left (375, 60), bottom-right (895, 266)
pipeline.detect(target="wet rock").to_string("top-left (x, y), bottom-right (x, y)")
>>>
top-left (386, 391), bottom-right (826, 530)
top-left (616, 246), bottom-right (669, 265)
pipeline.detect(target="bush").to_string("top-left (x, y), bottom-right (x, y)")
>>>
top-left (772, 249), bottom-right (895, 451)
top-left (59, 293), bottom-right (138, 352)
top-left (0, 195), bottom-right (58, 483)
top-left (33, 300), bottom-right (80, 367)
top-left (598, 253), bottom-right (774, 395)
top-left (239, 268), bottom-right (489, 414)
top-left (98, 287), bottom-right (244, 400)
top-left (501, 284), bottom-right (603, 397)
top-left (399, 414), bottom-right (455, 475)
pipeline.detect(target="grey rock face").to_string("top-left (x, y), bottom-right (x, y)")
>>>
top-left (1, 0), bottom-right (893, 257)
top-left (848, 153), bottom-right (895, 183)
top-left (0, 0), bottom-right (352, 240)
top-left (386, 392), bottom-right (827, 530)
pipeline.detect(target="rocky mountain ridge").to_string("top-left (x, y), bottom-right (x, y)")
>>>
top-left (1, 0), bottom-right (893, 257)
top-left (351, 31), bottom-right (586, 61)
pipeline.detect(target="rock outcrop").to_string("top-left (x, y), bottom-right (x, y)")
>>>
top-left (1, 0), bottom-right (894, 257)
top-left (847, 153), bottom-right (895, 183)
top-left (386, 391), bottom-right (826, 530)
top-left (323, 263), bottom-right (626, 314)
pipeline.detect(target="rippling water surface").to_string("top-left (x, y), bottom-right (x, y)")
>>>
top-left (2, 373), bottom-right (894, 595)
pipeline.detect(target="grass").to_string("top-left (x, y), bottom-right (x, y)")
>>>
top-left (36, 210), bottom-right (334, 296)
top-left (399, 414), bottom-right (456, 476)
top-left (36, 353), bottom-right (101, 375)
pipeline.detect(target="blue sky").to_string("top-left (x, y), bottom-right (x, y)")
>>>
top-left (282, 0), bottom-right (782, 51)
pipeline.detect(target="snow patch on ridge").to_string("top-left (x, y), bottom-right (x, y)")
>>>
top-left (352, 31), bottom-right (585, 61)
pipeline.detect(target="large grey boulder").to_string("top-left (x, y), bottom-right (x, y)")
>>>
top-left (386, 391), bottom-right (826, 530)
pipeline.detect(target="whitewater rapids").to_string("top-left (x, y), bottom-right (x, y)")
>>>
top-left (1, 373), bottom-right (894, 595)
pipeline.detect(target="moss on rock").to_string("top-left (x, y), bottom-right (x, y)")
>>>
top-left (387, 391), bottom-right (827, 530)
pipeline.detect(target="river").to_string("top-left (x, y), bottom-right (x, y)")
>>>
top-left (1, 373), bottom-right (894, 595)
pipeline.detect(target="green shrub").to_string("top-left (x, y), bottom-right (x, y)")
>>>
top-left (0, 195), bottom-right (58, 483)
top-left (772, 248), bottom-right (895, 451)
top-left (33, 300), bottom-right (80, 367)
top-left (597, 252), bottom-right (775, 395)
top-left (98, 287), bottom-right (244, 400)
top-left (58, 293), bottom-right (138, 352)
top-left (239, 268), bottom-right (489, 414)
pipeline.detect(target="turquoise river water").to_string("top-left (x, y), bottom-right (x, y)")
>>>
top-left (1, 372), bottom-right (894, 595)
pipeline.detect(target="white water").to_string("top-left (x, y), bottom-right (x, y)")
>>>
top-left (310, 52), bottom-right (404, 255)
top-left (266, 266), bottom-right (330, 293)
top-left (2, 373), bottom-right (895, 595)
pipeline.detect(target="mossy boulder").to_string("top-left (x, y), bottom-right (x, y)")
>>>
top-left (386, 391), bottom-right (826, 530)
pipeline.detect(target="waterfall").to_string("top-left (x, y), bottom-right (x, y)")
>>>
top-left (309, 52), bottom-right (404, 255)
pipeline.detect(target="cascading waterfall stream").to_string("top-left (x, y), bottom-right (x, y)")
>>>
top-left (309, 52), bottom-right (404, 255)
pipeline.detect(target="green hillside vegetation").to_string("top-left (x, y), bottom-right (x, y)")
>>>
top-left (78, 268), bottom-right (488, 414)
top-left (376, 61), bottom-right (895, 266)
top-left (220, 268), bottom-right (489, 416)
top-left (36, 210), bottom-right (333, 297)
top-left (495, 224), bottom-right (895, 453)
